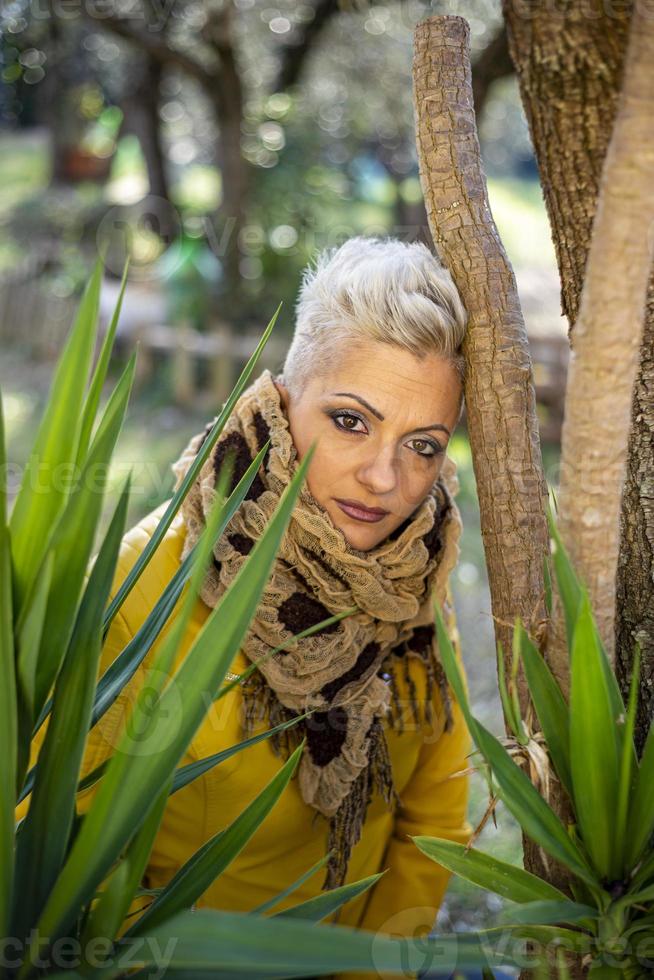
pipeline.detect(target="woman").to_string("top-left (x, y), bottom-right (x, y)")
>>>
top-left (33, 236), bottom-right (474, 965)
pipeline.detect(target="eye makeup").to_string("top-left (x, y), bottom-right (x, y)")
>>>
top-left (324, 408), bottom-right (443, 458)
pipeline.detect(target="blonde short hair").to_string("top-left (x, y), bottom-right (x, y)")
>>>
top-left (282, 236), bottom-right (467, 401)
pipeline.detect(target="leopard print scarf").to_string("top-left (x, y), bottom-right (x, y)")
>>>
top-left (171, 369), bottom-right (463, 891)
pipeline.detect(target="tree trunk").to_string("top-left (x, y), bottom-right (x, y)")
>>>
top-left (616, 283), bottom-right (654, 752)
top-left (412, 12), bottom-right (553, 887)
top-left (203, 1), bottom-right (249, 318)
top-left (552, 7), bottom-right (654, 665)
top-left (413, 14), bottom-right (549, 698)
top-left (120, 57), bottom-right (170, 203)
top-left (501, 3), bottom-right (631, 329)
top-left (42, 12), bottom-right (81, 185)
top-left (503, 1), bottom-right (654, 749)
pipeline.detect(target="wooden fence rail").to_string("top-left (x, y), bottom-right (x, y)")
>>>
top-left (126, 321), bottom-right (287, 411)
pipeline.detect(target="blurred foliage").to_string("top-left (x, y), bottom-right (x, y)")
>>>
top-left (0, 0), bottom-right (540, 328)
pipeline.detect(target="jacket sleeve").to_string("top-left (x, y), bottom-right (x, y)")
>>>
top-left (337, 585), bottom-right (473, 980)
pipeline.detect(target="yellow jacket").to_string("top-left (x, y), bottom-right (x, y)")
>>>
top-left (19, 500), bottom-right (473, 977)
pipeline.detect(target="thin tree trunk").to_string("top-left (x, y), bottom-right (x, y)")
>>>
top-left (413, 14), bottom-right (549, 697)
top-left (412, 12), bottom-right (552, 885)
top-left (204, 0), bottom-right (249, 317)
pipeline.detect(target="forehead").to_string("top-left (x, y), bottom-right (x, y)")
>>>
top-left (310, 340), bottom-right (461, 422)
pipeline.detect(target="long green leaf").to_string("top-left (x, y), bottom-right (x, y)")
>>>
top-left (171, 711), bottom-right (310, 795)
top-left (76, 708), bottom-right (311, 804)
top-left (0, 387), bottom-right (16, 947)
top-left (103, 302), bottom-right (282, 630)
top-left (12, 480), bottom-right (131, 941)
top-left (14, 554), bottom-right (55, 799)
top-left (546, 503), bottom-right (582, 653)
top-left (474, 922), bottom-right (592, 953)
top-left (496, 899), bottom-right (597, 927)
top-left (434, 601), bottom-right (475, 732)
top-left (625, 716), bottom-right (654, 868)
top-left (75, 256), bottom-right (130, 470)
top-left (616, 646), bottom-right (640, 873)
top-left (80, 776), bottom-right (171, 952)
top-left (15, 553), bottom-right (53, 724)
top-left (546, 507), bottom-right (626, 726)
top-left (31, 355), bottom-right (135, 715)
top-left (249, 854), bottom-right (331, 915)
top-left (94, 443), bottom-right (269, 721)
top-left (10, 259), bottom-right (102, 612)
top-left (274, 871), bottom-right (385, 922)
top-left (112, 908), bottom-right (518, 978)
top-left (23, 453), bottom-right (262, 805)
top-left (473, 720), bottom-right (597, 887)
top-left (412, 837), bottom-right (569, 904)
top-left (543, 552), bottom-right (553, 617)
top-left (516, 620), bottom-right (572, 797)
top-left (127, 742), bottom-right (306, 936)
top-left (29, 446), bottom-right (314, 961)
top-left (569, 593), bottom-right (620, 881)
top-left (27, 537), bottom-right (194, 756)
top-left (136, 451), bottom-right (236, 693)
top-left (497, 638), bottom-right (523, 741)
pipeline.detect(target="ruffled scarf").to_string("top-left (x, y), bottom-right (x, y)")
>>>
top-left (171, 369), bottom-right (463, 890)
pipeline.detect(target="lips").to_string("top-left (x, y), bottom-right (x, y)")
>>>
top-left (334, 498), bottom-right (389, 524)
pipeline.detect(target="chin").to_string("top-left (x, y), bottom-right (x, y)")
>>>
top-left (335, 521), bottom-right (384, 552)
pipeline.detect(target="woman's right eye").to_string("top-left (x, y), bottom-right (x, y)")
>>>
top-left (330, 411), bottom-right (367, 434)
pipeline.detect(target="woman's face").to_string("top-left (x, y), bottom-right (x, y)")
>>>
top-left (275, 340), bottom-right (462, 551)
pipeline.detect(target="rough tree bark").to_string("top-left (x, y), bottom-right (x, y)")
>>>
top-left (413, 14), bottom-right (549, 702)
top-left (550, 7), bottom-right (654, 667)
top-left (501, 4), bottom-right (631, 329)
top-left (503, 1), bottom-right (654, 749)
top-left (617, 284), bottom-right (654, 751)
top-left (412, 13), bottom-right (554, 891)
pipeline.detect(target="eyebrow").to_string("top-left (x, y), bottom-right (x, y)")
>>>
top-left (330, 392), bottom-right (451, 438)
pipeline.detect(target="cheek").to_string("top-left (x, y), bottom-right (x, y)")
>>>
top-left (306, 442), bottom-right (353, 499)
top-left (395, 459), bottom-right (442, 512)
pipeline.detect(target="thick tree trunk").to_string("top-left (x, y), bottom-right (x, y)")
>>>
top-left (501, 3), bottom-right (631, 329)
top-left (553, 7), bottom-right (654, 664)
top-left (616, 284), bottom-right (654, 752)
top-left (412, 12), bottom-right (552, 888)
top-left (504, 1), bottom-right (654, 749)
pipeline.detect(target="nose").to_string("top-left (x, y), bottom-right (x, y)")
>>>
top-left (355, 443), bottom-right (398, 498)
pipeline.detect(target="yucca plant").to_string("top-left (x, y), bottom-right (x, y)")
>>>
top-left (1, 258), bottom-right (524, 979)
top-left (422, 506), bottom-right (654, 979)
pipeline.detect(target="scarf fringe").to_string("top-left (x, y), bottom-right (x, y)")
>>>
top-left (323, 716), bottom-right (400, 899)
top-left (239, 651), bottom-right (451, 895)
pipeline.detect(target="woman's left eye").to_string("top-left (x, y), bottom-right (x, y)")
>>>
top-left (408, 438), bottom-right (442, 458)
